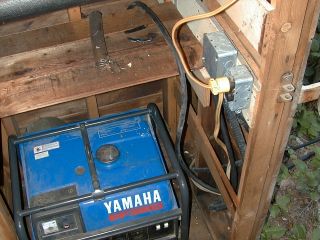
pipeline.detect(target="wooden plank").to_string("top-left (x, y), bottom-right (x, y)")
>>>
top-left (81, 0), bottom-right (158, 16)
top-left (175, 0), bottom-right (216, 107)
top-left (203, 0), bottom-right (261, 78)
top-left (99, 92), bottom-right (163, 116)
top-left (0, 3), bottom-right (179, 58)
top-left (0, 19), bottom-right (201, 118)
top-left (97, 81), bottom-right (162, 107)
top-left (0, 195), bottom-right (16, 240)
top-left (86, 96), bottom-right (100, 118)
top-left (14, 99), bottom-right (87, 133)
top-left (68, 6), bottom-right (82, 21)
top-left (0, 10), bottom-right (69, 37)
top-left (14, 82), bottom-right (162, 133)
top-left (299, 82), bottom-right (320, 103)
top-left (231, 0), bottom-right (320, 239)
top-left (0, 0), bottom-right (157, 38)
top-left (162, 77), bottom-right (178, 139)
top-left (188, 107), bottom-right (239, 214)
top-left (216, 0), bottom-right (274, 51)
top-left (0, 120), bottom-right (15, 211)
top-left (195, 193), bottom-right (231, 240)
top-left (249, 0), bottom-right (320, 236)
top-left (189, 198), bottom-right (214, 240)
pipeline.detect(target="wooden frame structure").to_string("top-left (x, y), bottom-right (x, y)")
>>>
top-left (0, 0), bottom-right (319, 239)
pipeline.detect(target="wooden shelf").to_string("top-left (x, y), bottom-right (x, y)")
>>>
top-left (299, 82), bottom-right (320, 103)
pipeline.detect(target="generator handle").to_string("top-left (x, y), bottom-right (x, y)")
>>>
top-left (8, 135), bottom-right (30, 240)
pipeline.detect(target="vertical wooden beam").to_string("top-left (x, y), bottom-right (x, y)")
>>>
top-left (0, 195), bottom-right (16, 240)
top-left (162, 77), bottom-right (178, 139)
top-left (86, 96), bottom-right (100, 119)
top-left (231, 0), bottom-right (320, 239)
top-left (1, 118), bottom-right (18, 211)
top-left (250, 0), bottom-right (320, 236)
top-left (67, 6), bottom-right (82, 21)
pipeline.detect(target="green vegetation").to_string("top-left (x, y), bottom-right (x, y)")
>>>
top-left (304, 18), bottom-right (320, 85)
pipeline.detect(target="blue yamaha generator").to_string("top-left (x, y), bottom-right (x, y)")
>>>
top-left (9, 104), bottom-right (189, 240)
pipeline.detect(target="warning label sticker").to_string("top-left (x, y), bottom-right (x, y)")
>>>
top-left (35, 151), bottom-right (49, 160)
top-left (42, 220), bottom-right (59, 235)
top-left (34, 141), bottom-right (60, 154)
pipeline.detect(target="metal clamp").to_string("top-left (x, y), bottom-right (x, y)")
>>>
top-left (279, 72), bottom-right (295, 102)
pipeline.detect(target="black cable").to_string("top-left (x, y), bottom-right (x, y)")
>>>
top-left (220, 108), bottom-right (238, 190)
top-left (286, 151), bottom-right (315, 170)
top-left (223, 100), bottom-right (246, 159)
top-left (290, 136), bottom-right (320, 151)
top-left (128, 1), bottom-right (219, 193)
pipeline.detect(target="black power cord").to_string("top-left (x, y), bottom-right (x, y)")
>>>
top-left (290, 136), bottom-right (320, 151)
top-left (128, 1), bottom-right (219, 193)
top-left (220, 107), bottom-right (238, 190)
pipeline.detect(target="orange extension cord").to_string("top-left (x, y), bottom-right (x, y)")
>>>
top-left (172, 0), bottom-right (238, 181)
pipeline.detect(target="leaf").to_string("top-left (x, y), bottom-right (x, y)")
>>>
top-left (311, 52), bottom-right (320, 58)
top-left (312, 228), bottom-right (320, 240)
top-left (311, 38), bottom-right (320, 52)
top-left (288, 148), bottom-right (296, 156)
top-left (313, 147), bottom-right (320, 157)
top-left (310, 191), bottom-right (320, 201)
top-left (311, 159), bottom-right (320, 169)
top-left (306, 171), bottom-right (319, 187)
top-left (292, 224), bottom-right (307, 239)
top-left (260, 232), bottom-right (268, 240)
top-left (293, 159), bottom-right (308, 172)
top-left (264, 226), bottom-right (286, 239)
top-left (278, 164), bottom-right (290, 182)
top-left (305, 66), bottom-right (316, 77)
top-left (270, 205), bottom-right (281, 218)
top-left (276, 195), bottom-right (290, 212)
top-left (309, 127), bottom-right (320, 138)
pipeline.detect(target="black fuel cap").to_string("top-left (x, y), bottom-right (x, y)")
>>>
top-left (96, 144), bottom-right (120, 163)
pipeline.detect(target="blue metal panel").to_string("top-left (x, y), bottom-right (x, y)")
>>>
top-left (18, 112), bottom-right (178, 234)
top-left (19, 130), bottom-right (94, 204)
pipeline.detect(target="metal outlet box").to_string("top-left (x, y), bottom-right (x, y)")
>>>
top-left (226, 65), bottom-right (254, 111)
top-left (203, 31), bottom-right (238, 78)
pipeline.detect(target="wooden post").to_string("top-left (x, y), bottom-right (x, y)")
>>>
top-left (86, 96), bottom-right (100, 119)
top-left (1, 117), bottom-right (19, 211)
top-left (67, 6), bottom-right (82, 21)
top-left (0, 195), bottom-right (16, 240)
top-left (162, 77), bottom-right (178, 139)
top-left (231, 0), bottom-right (320, 239)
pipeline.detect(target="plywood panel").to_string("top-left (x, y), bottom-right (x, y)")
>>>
top-left (216, 0), bottom-right (274, 51)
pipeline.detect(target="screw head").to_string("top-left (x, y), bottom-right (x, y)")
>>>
top-left (281, 23), bottom-right (292, 33)
top-left (281, 72), bottom-right (294, 82)
top-left (75, 166), bottom-right (85, 175)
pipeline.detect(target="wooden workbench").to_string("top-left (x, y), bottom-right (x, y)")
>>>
top-left (0, 1), bottom-right (201, 117)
